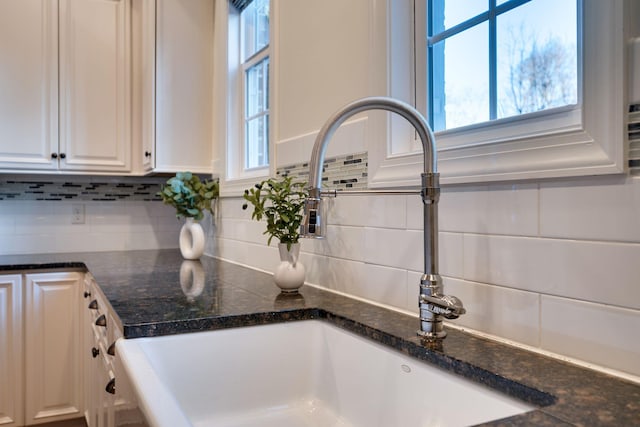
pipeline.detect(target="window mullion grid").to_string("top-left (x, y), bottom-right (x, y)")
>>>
top-left (243, 52), bottom-right (269, 170)
top-left (489, 0), bottom-right (497, 120)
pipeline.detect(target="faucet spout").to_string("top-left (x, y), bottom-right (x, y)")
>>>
top-left (300, 96), bottom-right (464, 339)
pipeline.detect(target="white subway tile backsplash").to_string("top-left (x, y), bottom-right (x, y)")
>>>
top-left (541, 296), bottom-right (640, 377)
top-left (362, 195), bottom-right (406, 229)
top-left (444, 277), bottom-right (540, 347)
top-left (301, 252), bottom-right (367, 295)
top-left (439, 184), bottom-right (539, 236)
top-left (219, 197), bottom-right (252, 220)
top-left (216, 238), bottom-right (280, 272)
top-left (325, 196), bottom-right (369, 227)
top-left (463, 234), bottom-right (640, 310)
top-left (363, 227), bottom-right (423, 271)
top-left (0, 200), bottom-right (180, 255)
top-left (360, 264), bottom-right (408, 309)
top-left (320, 225), bottom-right (366, 261)
top-left (540, 176), bottom-right (640, 242)
top-left (217, 217), bottom-right (269, 246)
top-left (405, 195), bottom-right (423, 230)
top-left (439, 232), bottom-right (464, 278)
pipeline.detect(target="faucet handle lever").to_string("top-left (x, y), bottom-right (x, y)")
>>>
top-left (420, 294), bottom-right (466, 319)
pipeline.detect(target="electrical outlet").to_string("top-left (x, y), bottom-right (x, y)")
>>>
top-left (72, 204), bottom-right (85, 224)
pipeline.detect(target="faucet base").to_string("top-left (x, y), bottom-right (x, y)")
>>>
top-left (417, 327), bottom-right (447, 340)
top-left (418, 303), bottom-right (446, 340)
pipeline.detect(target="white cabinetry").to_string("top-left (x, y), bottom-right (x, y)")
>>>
top-left (0, 0), bottom-right (131, 173)
top-left (137, 0), bottom-right (213, 174)
top-left (58, 0), bottom-right (131, 173)
top-left (0, 270), bottom-right (144, 427)
top-left (83, 274), bottom-right (146, 427)
top-left (24, 272), bottom-right (83, 425)
top-left (0, 1), bottom-right (58, 170)
top-left (0, 275), bottom-right (23, 427)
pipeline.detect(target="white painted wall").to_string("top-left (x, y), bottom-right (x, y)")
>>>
top-left (210, 0), bottom-right (640, 379)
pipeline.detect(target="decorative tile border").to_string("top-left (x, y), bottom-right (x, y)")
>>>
top-left (630, 104), bottom-right (640, 175)
top-left (277, 152), bottom-right (368, 191)
top-left (0, 176), bottom-right (167, 201)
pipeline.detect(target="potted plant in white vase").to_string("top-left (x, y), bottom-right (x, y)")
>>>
top-left (242, 176), bottom-right (308, 293)
top-left (159, 172), bottom-right (219, 260)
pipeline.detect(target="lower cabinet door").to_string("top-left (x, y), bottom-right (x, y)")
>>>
top-left (24, 272), bottom-right (83, 425)
top-left (0, 275), bottom-right (23, 427)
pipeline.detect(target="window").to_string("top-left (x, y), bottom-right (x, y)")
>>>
top-left (218, 0), bottom-right (273, 194)
top-left (241, 0), bottom-right (270, 170)
top-left (367, 0), bottom-right (625, 188)
top-left (428, 0), bottom-right (578, 132)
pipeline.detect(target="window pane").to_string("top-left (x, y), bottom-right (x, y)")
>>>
top-left (245, 57), bottom-right (269, 117)
top-left (241, 0), bottom-right (270, 61)
top-left (435, 0), bottom-right (487, 32)
top-left (432, 22), bottom-right (489, 131)
top-left (245, 114), bottom-right (269, 169)
top-left (245, 56), bottom-right (269, 169)
top-left (496, 0), bottom-right (577, 119)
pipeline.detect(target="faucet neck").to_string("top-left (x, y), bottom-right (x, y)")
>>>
top-left (307, 97), bottom-right (437, 193)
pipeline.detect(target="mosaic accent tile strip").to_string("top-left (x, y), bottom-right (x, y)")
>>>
top-left (277, 152), bottom-right (368, 191)
top-left (0, 176), bottom-right (168, 201)
top-left (630, 104), bottom-right (640, 176)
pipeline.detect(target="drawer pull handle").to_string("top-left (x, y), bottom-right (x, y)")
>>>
top-left (107, 342), bottom-right (116, 356)
top-left (95, 314), bottom-right (107, 328)
top-left (92, 347), bottom-right (100, 358)
top-left (105, 378), bottom-right (116, 395)
top-left (88, 300), bottom-right (98, 310)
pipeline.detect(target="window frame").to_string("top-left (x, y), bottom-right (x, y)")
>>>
top-left (367, 0), bottom-right (626, 187)
top-left (217, 0), bottom-right (275, 196)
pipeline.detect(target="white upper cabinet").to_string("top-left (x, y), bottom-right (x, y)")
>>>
top-left (137, 0), bottom-right (214, 174)
top-left (0, 0), bottom-right (58, 170)
top-left (0, 0), bottom-right (131, 173)
top-left (59, 0), bottom-right (131, 173)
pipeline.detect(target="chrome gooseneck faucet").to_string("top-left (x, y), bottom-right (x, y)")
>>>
top-left (300, 96), bottom-right (465, 339)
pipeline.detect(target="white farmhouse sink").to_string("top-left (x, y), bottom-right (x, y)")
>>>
top-left (117, 321), bottom-right (534, 427)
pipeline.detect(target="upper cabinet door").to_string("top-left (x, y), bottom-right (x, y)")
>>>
top-left (0, 0), bottom-right (58, 170)
top-left (153, 0), bottom-right (214, 174)
top-left (59, 0), bottom-right (131, 172)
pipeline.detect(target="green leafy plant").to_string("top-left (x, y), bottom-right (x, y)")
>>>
top-left (242, 176), bottom-right (308, 250)
top-left (158, 172), bottom-right (219, 220)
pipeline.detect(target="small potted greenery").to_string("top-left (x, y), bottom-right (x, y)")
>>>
top-left (159, 172), bottom-right (219, 259)
top-left (242, 175), bottom-right (308, 292)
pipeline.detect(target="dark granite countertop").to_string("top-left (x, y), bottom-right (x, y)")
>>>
top-left (1, 249), bottom-right (639, 426)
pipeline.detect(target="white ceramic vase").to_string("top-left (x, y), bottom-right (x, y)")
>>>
top-left (273, 242), bottom-right (305, 293)
top-left (179, 218), bottom-right (205, 260)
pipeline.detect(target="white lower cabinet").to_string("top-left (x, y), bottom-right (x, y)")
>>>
top-left (0, 271), bottom-right (144, 427)
top-left (0, 272), bottom-right (83, 427)
top-left (0, 275), bottom-right (23, 427)
top-left (83, 274), bottom-right (146, 427)
top-left (24, 272), bottom-right (84, 425)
